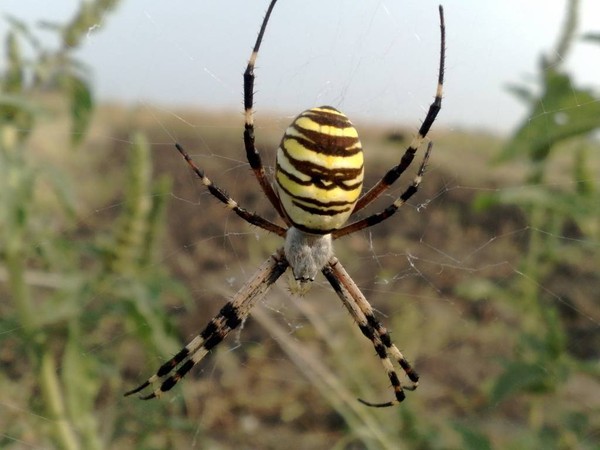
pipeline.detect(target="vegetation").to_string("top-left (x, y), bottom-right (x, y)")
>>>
top-left (468, 0), bottom-right (600, 447)
top-left (1, 2), bottom-right (181, 448)
top-left (1, 0), bottom-right (598, 449)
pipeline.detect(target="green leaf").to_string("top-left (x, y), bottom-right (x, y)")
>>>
top-left (454, 277), bottom-right (503, 302)
top-left (498, 69), bottom-right (600, 163)
top-left (62, 325), bottom-right (103, 449)
top-left (454, 424), bottom-right (492, 450)
top-left (65, 74), bottom-right (93, 145)
top-left (3, 14), bottom-right (42, 51)
top-left (61, 0), bottom-right (122, 49)
top-left (489, 361), bottom-right (551, 404)
top-left (573, 146), bottom-right (595, 196)
top-left (0, 93), bottom-right (41, 131)
top-left (4, 32), bottom-right (23, 93)
top-left (505, 82), bottom-right (535, 105)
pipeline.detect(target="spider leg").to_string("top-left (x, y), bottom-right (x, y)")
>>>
top-left (352, 5), bottom-right (445, 214)
top-left (243, 0), bottom-right (288, 222)
top-left (333, 142), bottom-right (432, 240)
top-left (125, 249), bottom-right (289, 400)
top-left (322, 257), bottom-right (418, 408)
top-left (175, 143), bottom-right (286, 237)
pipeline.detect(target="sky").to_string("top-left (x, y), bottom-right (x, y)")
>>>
top-left (2, 0), bottom-right (599, 134)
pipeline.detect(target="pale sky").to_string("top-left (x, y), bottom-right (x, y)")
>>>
top-left (2, 0), bottom-right (600, 133)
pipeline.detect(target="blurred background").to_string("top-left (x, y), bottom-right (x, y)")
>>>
top-left (1, 1), bottom-right (599, 449)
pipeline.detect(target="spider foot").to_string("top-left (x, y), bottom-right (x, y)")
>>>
top-left (124, 373), bottom-right (164, 399)
top-left (139, 390), bottom-right (159, 400)
top-left (123, 380), bottom-right (150, 397)
top-left (124, 381), bottom-right (162, 400)
top-left (357, 398), bottom-right (397, 408)
top-left (404, 381), bottom-right (419, 391)
top-left (357, 379), bottom-right (419, 407)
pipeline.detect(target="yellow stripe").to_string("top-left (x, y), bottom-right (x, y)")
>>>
top-left (276, 106), bottom-right (364, 232)
top-left (294, 116), bottom-right (359, 139)
top-left (276, 169), bottom-right (362, 204)
top-left (278, 139), bottom-right (363, 174)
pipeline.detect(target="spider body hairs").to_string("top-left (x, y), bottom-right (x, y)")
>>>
top-left (125, 0), bottom-right (445, 408)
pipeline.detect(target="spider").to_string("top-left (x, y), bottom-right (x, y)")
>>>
top-left (125, 0), bottom-right (445, 408)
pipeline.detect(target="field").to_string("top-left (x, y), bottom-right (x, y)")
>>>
top-left (2, 98), bottom-right (599, 449)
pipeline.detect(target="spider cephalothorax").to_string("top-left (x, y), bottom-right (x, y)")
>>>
top-left (125, 0), bottom-right (445, 408)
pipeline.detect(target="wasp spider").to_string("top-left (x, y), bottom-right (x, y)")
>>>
top-left (125, 0), bottom-right (445, 408)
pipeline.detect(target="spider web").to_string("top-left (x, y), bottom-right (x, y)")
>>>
top-left (1, 0), bottom-right (600, 449)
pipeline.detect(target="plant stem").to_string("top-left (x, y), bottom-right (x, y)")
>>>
top-left (5, 200), bottom-right (80, 450)
top-left (40, 351), bottom-right (80, 450)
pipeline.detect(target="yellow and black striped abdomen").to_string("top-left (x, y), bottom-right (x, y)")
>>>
top-left (276, 106), bottom-right (364, 234)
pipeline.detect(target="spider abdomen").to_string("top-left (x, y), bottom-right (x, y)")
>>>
top-left (276, 106), bottom-right (364, 234)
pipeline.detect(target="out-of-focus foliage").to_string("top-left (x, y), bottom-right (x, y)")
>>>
top-left (500, 69), bottom-right (600, 167)
top-left (466, 0), bottom-right (600, 447)
top-left (1, 13), bottom-right (93, 145)
top-left (0, 2), bottom-right (185, 449)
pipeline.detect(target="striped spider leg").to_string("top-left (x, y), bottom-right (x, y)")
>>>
top-left (243, 0), bottom-right (288, 222)
top-left (324, 258), bottom-right (419, 408)
top-left (333, 142), bottom-right (433, 240)
top-left (350, 5), bottom-right (445, 215)
top-left (174, 143), bottom-right (286, 237)
top-left (125, 249), bottom-right (289, 399)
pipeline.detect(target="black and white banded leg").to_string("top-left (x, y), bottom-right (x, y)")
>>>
top-left (175, 143), bottom-right (286, 237)
top-left (243, 0), bottom-right (288, 221)
top-left (352, 5), bottom-right (445, 214)
top-left (333, 142), bottom-right (433, 240)
top-left (323, 257), bottom-right (418, 407)
top-left (125, 249), bottom-right (289, 399)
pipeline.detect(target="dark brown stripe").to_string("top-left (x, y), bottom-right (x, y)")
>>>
top-left (277, 181), bottom-right (355, 209)
top-left (279, 145), bottom-right (363, 183)
top-left (291, 200), bottom-right (352, 217)
top-left (300, 108), bottom-right (352, 128)
top-left (287, 127), bottom-right (361, 157)
top-left (374, 343), bottom-right (387, 359)
top-left (160, 358), bottom-right (195, 393)
top-left (292, 220), bottom-right (336, 235)
top-left (276, 164), bottom-right (362, 192)
top-left (221, 302), bottom-right (242, 330)
top-left (156, 348), bottom-right (189, 377)
top-left (389, 371), bottom-right (401, 388)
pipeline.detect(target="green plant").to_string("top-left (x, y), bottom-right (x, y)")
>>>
top-left (464, 0), bottom-right (599, 447)
top-left (0, 3), bottom-right (185, 448)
